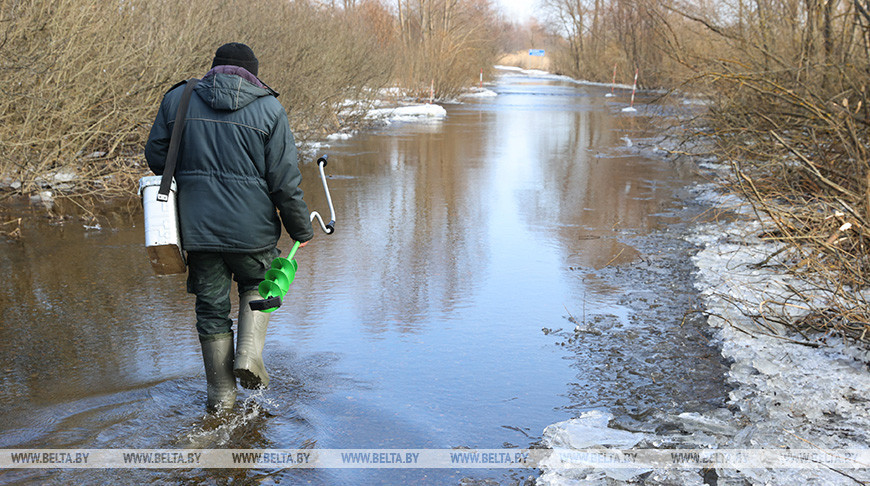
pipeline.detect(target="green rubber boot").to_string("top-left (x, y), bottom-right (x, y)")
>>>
top-left (199, 332), bottom-right (237, 412)
top-left (234, 290), bottom-right (271, 389)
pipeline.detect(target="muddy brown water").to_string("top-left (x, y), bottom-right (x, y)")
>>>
top-left (0, 73), bottom-right (728, 484)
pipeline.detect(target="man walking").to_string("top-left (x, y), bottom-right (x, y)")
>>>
top-left (145, 43), bottom-right (313, 412)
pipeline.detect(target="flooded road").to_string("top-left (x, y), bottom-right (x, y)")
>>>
top-left (0, 72), bottom-right (728, 484)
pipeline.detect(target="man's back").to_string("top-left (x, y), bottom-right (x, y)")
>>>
top-left (145, 71), bottom-right (313, 253)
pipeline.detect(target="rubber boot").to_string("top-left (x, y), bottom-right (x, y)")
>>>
top-left (199, 332), bottom-right (237, 412)
top-left (234, 290), bottom-right (271, 389)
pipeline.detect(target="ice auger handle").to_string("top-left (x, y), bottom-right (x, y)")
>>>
top-left (310, 155), bottom-right (336, 235)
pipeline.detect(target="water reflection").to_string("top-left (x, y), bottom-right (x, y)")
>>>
top-left (0, 73), bottom-right (724, 485)
top-left (314, 125), bottom-right (486, 331)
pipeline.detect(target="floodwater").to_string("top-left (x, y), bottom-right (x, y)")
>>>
top-left (0, 72), bottom-right (729, 484)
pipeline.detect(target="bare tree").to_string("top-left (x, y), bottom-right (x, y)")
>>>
top-left (396, 0), bottom-right (501, 98)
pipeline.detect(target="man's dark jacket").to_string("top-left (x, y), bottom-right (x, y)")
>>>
top-left (144, 73), bottom-right (313, 252)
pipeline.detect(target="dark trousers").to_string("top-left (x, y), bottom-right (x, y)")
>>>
top-left (186, 248), bottom-right (279, 336)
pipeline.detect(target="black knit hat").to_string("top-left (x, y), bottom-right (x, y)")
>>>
top-left (212, 42), bottom-right (258, 76)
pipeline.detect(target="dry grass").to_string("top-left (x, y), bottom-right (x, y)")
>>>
top-left (497, 51), bottom-right (552, 71)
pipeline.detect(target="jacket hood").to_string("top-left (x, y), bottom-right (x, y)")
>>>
top-left (194, 73), bottom-right (274, 111)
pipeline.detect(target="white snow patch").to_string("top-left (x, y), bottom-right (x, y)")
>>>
top-left (51, 167), bottom-right (77, 183)
top-left (326, 131), bottom-right (355, 141)
top-left (305, 103), bottom-right (447, 147)
top-left (377, 86), bottom-right (406, 98)
top-left (681, 97), bottom-right (710, 106)
top-left (459, 88), bottom-right (497, 98)
top-left (365, 103), bottom-right (447, 122)
top-left (30, 190), bottom-right (54, 210)
top-left (299, 141), bottom-right (330, 160)
top-left (688, 183), bottom-right (753, 215)
top-left (493, 64), bottom-right (523, 72)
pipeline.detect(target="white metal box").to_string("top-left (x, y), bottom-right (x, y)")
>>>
top-left (138, 175), bottom-right (186, 275)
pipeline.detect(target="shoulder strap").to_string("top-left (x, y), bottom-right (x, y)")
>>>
top-left (157, 78), bottom-right (199, 202)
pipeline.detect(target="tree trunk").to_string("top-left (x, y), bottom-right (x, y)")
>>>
top-left (756, 0), bottom-right (772, 70)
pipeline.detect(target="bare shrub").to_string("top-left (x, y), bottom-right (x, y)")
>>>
top-left (539, 0), bottom-right (870, 341)
top-left (539, 0), bottom-right (712, 87)
top-left (0, 0), bottom-right (394, 196)
top-left (252, 1), bottom-right (395, 139)
top-left (0, 0), bottom-right (210, 194)
top-left (673, 1), bottom-right (870, 342)
top-left (395, 0), bottom-right (503, 99)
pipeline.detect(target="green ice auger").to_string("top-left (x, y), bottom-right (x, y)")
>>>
top-left (251, 241), bottom-right (301, 313)
top-left (248, 155), bottom-right (336, 313)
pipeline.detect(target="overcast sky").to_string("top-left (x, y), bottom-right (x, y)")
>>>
top-left (496, 0), bottom-right (539, 22)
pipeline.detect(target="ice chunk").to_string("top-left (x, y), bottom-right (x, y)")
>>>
top-left (674, 411), bottom-right (738, 436)
top-left (539, 410), bottom-right (651, 484)
top-left (543, 410), bottom-right (647, 449)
